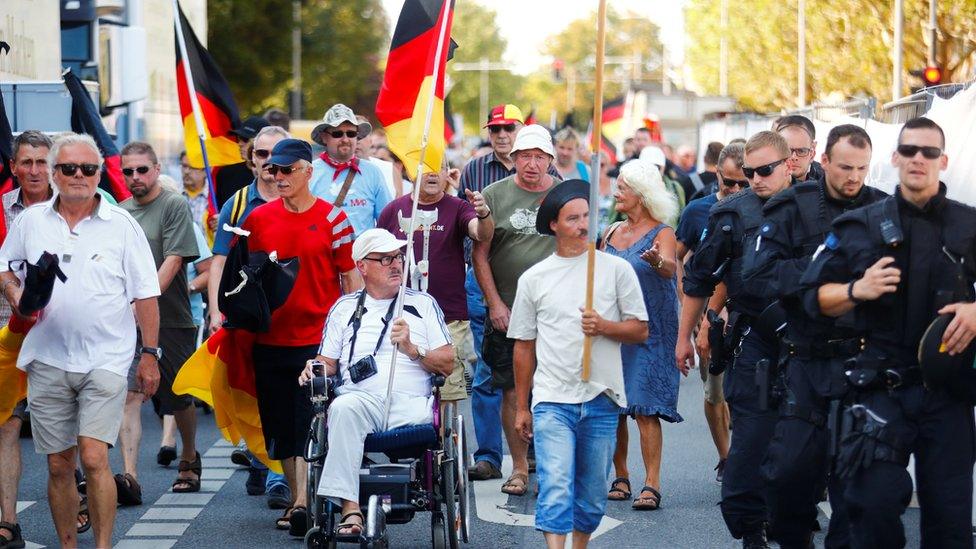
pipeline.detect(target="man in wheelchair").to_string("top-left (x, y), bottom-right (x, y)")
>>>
top-left (298, 228), bottom-right (455, 538)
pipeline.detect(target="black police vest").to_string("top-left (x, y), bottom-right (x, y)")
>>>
top-left (713, 190), bottom-right (767, 316)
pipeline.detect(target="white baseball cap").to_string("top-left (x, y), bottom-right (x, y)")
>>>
top-left (352, 229), bottom-right (408, 261)
top-left (510, 124), bottom-right (555, 157)
top-left (639, 145), bottom-right (667, 168)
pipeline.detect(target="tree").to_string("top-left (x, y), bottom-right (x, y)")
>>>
top-left (208, 0), bottom-right (389, 120)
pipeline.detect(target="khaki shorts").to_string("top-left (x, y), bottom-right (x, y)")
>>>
top-left (27, 361), bottom-right (127, 454)
top-left (698, 355), bottom-right (725, 405)
top-left (441, 320), bottom-right (473, 401)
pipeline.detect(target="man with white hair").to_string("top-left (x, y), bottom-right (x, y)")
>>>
top-left (0, 133), bottom-right (160, 548)
top-left (473, 123), bottom-right (560, 496)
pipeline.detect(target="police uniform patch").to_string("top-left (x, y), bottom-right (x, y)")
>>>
top-left (824, 232), bottom-right (839, 250)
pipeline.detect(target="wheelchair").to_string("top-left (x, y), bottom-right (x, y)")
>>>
top-left (302, 373), bottom-right (471, 549)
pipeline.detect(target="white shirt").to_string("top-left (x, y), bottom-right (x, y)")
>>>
top-left (507, 250), bottom-right (648, 409)
top-left (0, 197), bottom-right (160, 375)
top-left (319, 288), bottom-right (452, 398)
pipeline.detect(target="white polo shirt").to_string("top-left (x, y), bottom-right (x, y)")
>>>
top-left (0, 197), bottom-right (160, 376)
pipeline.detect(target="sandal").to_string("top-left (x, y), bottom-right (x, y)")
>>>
top-left (334, 511), bottom-right (364, 539)
top-left (75, 468), bottom-right (86, 495)
top-left (0, 521), bottom-right (24, 549)
top-left (276, 506), bottom-right (294, 530)
top-left (288, 505), bottom-right (308, 537)
top-left (115, 473), bottom-right (143, 506)
top-left (501, 473), bottom-right (529, 496)
top-left (632, 486), bottom-right (661, 511)
top-left (156, 445), bottom-right (177, 467)
top-left (77, 497), bottom-right (91, 534)
top-left (607, 477), bottom-right (631, 501)
top-left (172, 451), bottom-right (202, 493)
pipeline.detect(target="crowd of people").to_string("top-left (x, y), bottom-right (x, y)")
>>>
top-left (0, 97), bottom-right (973, 549)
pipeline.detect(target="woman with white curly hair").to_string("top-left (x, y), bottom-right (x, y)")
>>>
top-left (602, 159), bottom-right (682, 511)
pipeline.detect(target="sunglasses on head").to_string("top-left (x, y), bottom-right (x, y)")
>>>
top-left (896, 144), bottom-right (942, 160)
top-left (267, 164), bottom-right (302, 175)
top-left (253, 149), bottom-right (271, 159)
top-left (55, 163), bottom-right (100, 177)
top-left (328, 130), bottom-right (358, 139)
top-left (743, 157), bottom-right (788, 179)
top-left (721, 177), bottom-right (750, 187)
top-left (488, 124), bottom-right (518, 134)
top-left (121, 166), bottom-right (152, 177)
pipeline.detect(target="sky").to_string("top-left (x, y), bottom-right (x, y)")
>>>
top-left (380, 0), bottom-right (688, 75)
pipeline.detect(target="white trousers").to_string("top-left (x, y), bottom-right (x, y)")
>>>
top-left (317, 388), bottom-right (433, 505)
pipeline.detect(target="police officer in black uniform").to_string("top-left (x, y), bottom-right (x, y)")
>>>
top-left (774, 115), bottom-right (825, 185)
top-left (678, 131), bottom-right (795, 548)
top-left (743, 125), bottom-right (888, 548)
top-left (801, 117), bottom-right (976, 548)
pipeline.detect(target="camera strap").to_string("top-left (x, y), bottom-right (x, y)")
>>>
top-left (347, 292), bottom-right (399, 363)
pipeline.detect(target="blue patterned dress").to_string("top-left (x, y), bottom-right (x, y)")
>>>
top-left (606, 223), bottom-right (683, 422)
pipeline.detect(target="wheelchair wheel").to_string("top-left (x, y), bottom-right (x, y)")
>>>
top-left (304, 526), bottom-right (336, 549)
top-left (441, 430), bottom-right (461, 549)
top-left (431, 513), bottom-right (448, 549)
top-left (452, 414), bottom-right (471, 543)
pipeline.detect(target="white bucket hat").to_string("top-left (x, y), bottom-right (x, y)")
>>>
top-left (311, 103), bottom-right (373, 145)
top-left (510, 124), bottom-right (555, 157)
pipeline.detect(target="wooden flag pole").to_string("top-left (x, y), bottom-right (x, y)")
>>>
top-left (582, 0), bottom-right (608, 382)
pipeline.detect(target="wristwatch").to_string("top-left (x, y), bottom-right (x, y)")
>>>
top-left (140, 346), bottom-right (163, 360)
top-left (416, 346), bottom-right (428, 361)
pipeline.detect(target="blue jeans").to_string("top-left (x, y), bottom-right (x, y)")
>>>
top-left (249, 451), bottom-right (287, 489)
top-left (466, 269), bottom-right (502, 468)
top-left (533, 394), bottom-right (621, 535)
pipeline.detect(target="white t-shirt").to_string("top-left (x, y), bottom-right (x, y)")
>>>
top-left (507, 250), bottom-right (647, 409)
top-left (319, 288), bottom-right (452, 398)
top-left (0, 198), bottom-right (160, 375)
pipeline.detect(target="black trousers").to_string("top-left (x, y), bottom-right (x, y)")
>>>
top-left (720, 328), bottom-right (779, 539)
top-left (837, 384), bottom-right (974, 549)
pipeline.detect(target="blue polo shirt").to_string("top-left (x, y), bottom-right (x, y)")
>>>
top-left (211, 180), bottom-right (270, 256)
top-left (675, 192), bottom-right (719, 252)
top-left (309, 158), bottom-right (390, 237)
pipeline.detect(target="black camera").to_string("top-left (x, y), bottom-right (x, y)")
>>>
top-left (349, 354), bottom-right (379, 384)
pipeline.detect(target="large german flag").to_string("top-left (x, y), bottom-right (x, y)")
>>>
top-left (64, 70), bottom-right (131, 203)
top-left (375, 0), bottom-right (456, 179)
top-left (0, 316), bottom-right (35, 425)
top-left (175, 3), bottom-right (241, 172)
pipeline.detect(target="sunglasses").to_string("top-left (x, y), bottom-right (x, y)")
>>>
top-left (328, 130), bottom-right (359, 139)
top-left (789, 147), bottom-right (813, 157)
top-left (121, 166), bottom-right (152, 177)
top-left (253, 149), bottom-right (270, 159)
top-left (896, 144), bottom-right (942, 160)
top-left (267, 164), bottom-right (303, 175)
top-left (488, 124), bottom-right (518, 134)
top-left (743, 158), bottom-right (788, 179)
top-left (55, 163), bottom-right (100, 177)
top-left (721, 177), bottom-right (750, 187)
top-left (362, 253), bottom-right (405, 266)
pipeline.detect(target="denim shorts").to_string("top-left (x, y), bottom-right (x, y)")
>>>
top-left (533, 393), bottom-right (621, 534)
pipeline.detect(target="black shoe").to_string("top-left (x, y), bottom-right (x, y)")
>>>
top-left (267, 483), bottom-right (291, 509)
top-left (742, 530), bottom-right (769, 549)
top-left (231, 448), bottom-right (251, 468)
top-left (467, 460), bottom-right (502, 481)
top-left (245, 467), bottom-right (267, 496)
top-left (715, 458), bottom-right (727, 483)
top-left (0, 521), bottom-right (24, 549)
top-left (157, 445), bottom-right (177, 467)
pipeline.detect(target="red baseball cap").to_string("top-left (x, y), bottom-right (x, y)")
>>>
top-left (483, 104), bottom-right (524, 128)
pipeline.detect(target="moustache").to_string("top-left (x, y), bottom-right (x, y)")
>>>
top-left (578, 229), bottom-right (588, 238)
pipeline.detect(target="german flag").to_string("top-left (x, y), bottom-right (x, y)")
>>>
top-left (0, 83), bottom-right (14, 243)
top-left (64, 70), bottom-right (131, 203)
top-left (0, 316), bottom-right (35, 425)
top-left (585, 123), bottom-right (618, 166)
top-left (443, 95), bottom-right (456, 144)
top-left (175, 3), bottom-right (242, 173)
top-left (375, 0), bottom-right (456, 179)
top-left (601, 95), bottom-right (625, 140)
top-left (173, 328), bottom-right (281, 472)
top-left (524, 108), bottom-right (538, 126)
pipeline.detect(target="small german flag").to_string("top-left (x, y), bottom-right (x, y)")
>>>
top-left (175, 3), bottom-right (241, 173)
top-left (375, 0), bottom-right (456, 179)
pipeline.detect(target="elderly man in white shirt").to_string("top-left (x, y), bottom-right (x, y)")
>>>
top-left (0, 133), bottom-right (160, 548)
top-left (298, 228), bottom-right (454, 539)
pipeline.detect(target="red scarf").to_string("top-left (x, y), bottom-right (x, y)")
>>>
top-left (320, 152), bottom-right (361, 182)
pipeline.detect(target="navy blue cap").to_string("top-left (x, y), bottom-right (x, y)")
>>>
top-left (269, 139), bottom-right (312, 166)
top-left (230, 115), bottom-right (270, 140)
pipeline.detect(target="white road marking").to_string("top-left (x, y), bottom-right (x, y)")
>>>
top-left (15, 500), bottom-right (35, 513)
top-left (125, 523), bottom-right (190, 537)
top-left (818, 501), bottom-right (832, 519)
top-left (200, 469), bottom-right (236, 480)
top-left (202, 446), bottom-right (235, 458)
top-left (140, 508), bottom-right (203, 521)
top-left (113, 540), bottom-right (177, 549)
top-left (154, 493), bottom-right (214, 506)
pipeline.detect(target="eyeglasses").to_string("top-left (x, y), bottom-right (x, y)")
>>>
top-left (721, 177), bottom-right (750, 187)
top-left (789, 147), bottom-right (813, 158)
top-left (267, 164), bottom-right (303, 175)
top-left (362, 253), bottom-right (405, 266)
top-left (488, 124), bottom-right (518, 134)
top-left (743, 158), bottom-right (788, 179)
top-left (896, 144), bottom-right (942, 160)
top-left (253, 149), bottom-right (270, 159)
top-left (121, 166), bottom-right (152, 177)
top-left (328, 130), bottom-right (358, 139)
top-left (54, 163), bottom-right (100, 177)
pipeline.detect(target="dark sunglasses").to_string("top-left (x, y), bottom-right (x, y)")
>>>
top-left (55, 163), bottom-right (100, 177)
top-left (328, 130), bottom-right (359, 139)
top-left (721, 177), bottom-right (750, 187)
top-left (896, 144), bottom-right (942, 160)
top-left (362, 253), bottom-right (405, 266)
top-left (267, 164), bottom-right (304, 175)
top-left (488, 124), bottom-right (518, 134)
top-left (743, 158), bottom-right (788, 179)
top-left (253, 149), bottom-right (271, 159)
top-left (121, 166), bottom-right (152, 177)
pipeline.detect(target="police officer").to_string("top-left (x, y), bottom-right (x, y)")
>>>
top-left (801, 117), bottom-right (976, 548)
top-left (677, 131), bottom-right (795, 548)
top-left (743, 125), bottom-right (888, 548)
top-left (774, 115), bottom-right (824, 185)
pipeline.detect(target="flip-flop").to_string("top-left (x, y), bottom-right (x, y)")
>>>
top-left (288, 505), bottom-right (308, 537)
top-left (607, 477), bottom-right (632, 500)
top-left (632, 486), bottom-right (661, 511)
top-left (276, 506), bottom-right (294, 530)
top-left (501, 473), bottom-right (529, 496)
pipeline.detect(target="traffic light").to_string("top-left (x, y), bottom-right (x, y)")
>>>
top-left (911, 66), bottom-right (943, 90)
top-left (552, 59), bottom-right (564, 82)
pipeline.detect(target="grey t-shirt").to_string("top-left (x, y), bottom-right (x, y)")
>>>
top-left (121, 189), bottom-right (199, 328)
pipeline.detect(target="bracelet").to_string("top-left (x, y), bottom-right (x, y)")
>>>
top-left (847, 280), bottom-right (863, 304)
top-left (477, 209), bottom-right (491, 220)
